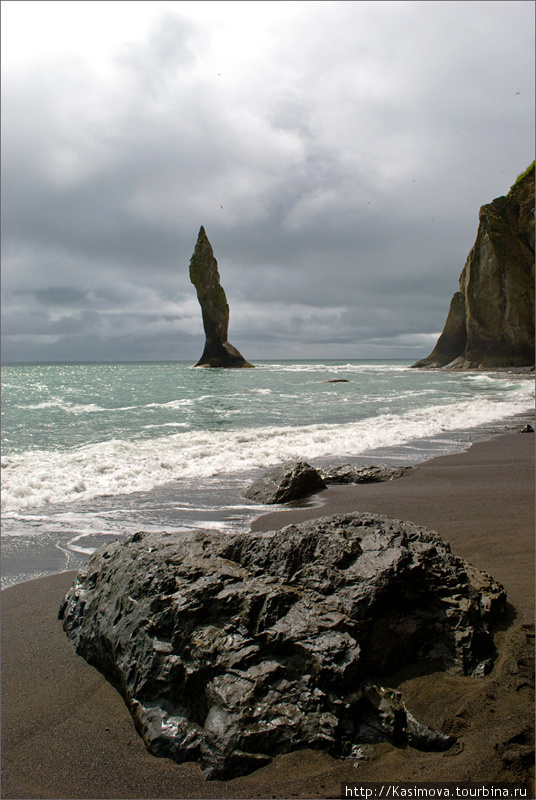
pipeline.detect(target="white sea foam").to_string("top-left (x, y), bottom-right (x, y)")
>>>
top-left (142, 422), bottom-right (190, 430)
top-left (2, 383), bottom-right (533, 513)
top-left (262, 362), bottom-right (408, 373)
top-left (24, 400), bottom-right (105, 412)
top-left (22, 400), bottom-right (138, 413)
top-left (63, 534), bottom-right (98, 555)
top-left (145, 398), bottom-right (196, 409)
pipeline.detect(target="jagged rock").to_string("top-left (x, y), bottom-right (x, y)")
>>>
top-left (320, 464), bottom-right (413, 484)
top-left (244, 461), bottom-right (326, 504)
top-left (189, 226), bottom-right (254, 368)
top-left (413, 164), bottom-right (535, 370)
top-left (521, 424), bottom-right (534, 433)
top-left (59, 513), bottom-right (506, 779)
top-left (356, 683), bottom-right (455, 751)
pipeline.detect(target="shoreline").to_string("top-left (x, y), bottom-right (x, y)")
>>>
top-left (3, 408), bottom-right (533, 592)
top-left (251, 431), bottom-right (535, 614)
top-left (1, 432), bottom-right (534, 799)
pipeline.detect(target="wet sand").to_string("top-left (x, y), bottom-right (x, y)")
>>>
top-left (1, 432), bottom-right (534, 799)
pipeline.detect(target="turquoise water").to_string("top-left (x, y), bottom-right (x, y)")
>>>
top-left (2, 360), bottom-right (534, 587)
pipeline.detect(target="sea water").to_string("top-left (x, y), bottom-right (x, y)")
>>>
top-left (2, 360), bottom-right (534, 588)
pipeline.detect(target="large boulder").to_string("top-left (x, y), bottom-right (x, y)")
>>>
top-left (59, 513), bottom-right (506, 780)
top-left (189, 226), bottom-right (254, 368)
top-left (244, 461), bottom-right (327, 504)
top-left (413, 163), bottom-right (535, 370)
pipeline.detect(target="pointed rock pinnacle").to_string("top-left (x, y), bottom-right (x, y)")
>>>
top-left (189, 227), bottom-right (254, 368)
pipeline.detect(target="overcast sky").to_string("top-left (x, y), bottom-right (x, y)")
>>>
top-left (2, 0), bottom-right (534, 363)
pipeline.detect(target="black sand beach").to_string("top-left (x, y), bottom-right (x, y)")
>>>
top-left (1, 432), bottom-right (534, 799)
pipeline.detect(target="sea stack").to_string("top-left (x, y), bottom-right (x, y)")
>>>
top-left (189, 227), bottom-right (254, 368)
top-left (413, 163), bottom-right (535, 370)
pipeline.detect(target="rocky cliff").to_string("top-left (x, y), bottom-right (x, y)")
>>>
top-left (189, 227), bottom-right (254, 368)
top-left (413, 163), bottom-right (535, 370)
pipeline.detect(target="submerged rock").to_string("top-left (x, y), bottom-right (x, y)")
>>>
top-left (320, 464), bottom-right (413, 484)
top-left (59, 513), bottom-right (506, 780)
top-left (244, 461), bottom-right (327, 504)
top-left (413, 163), bottom-right (535, 370)
top-left (189, 226), bottom-right (254, 368)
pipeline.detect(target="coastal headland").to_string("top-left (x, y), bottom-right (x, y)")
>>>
top-left (1, 431), bottom-right (534, 799)
top-left (413, 163), bottom-right (534, 371)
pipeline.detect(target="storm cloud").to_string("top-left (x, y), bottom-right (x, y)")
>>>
top-left (2, 0), bottom-right (534, 362)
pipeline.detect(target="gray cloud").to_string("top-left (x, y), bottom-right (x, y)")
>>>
top-left (1, 0), bottom-right (534, 362)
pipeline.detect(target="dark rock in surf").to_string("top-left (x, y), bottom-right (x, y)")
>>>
top-left (323, 379), bottom-right (350, 383)
top-left (189, 226), bottom-right (254, 368)
top-left (244, 461), bottom-right (326, 504)
top-left (59, 512), bottom-right (506, 779)
top-left (320, 464), bottom-right (413, 484)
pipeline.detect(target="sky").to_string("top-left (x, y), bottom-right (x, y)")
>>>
top-left (2, 0), bottom-right (534, 363)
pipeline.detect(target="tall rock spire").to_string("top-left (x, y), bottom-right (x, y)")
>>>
top-left (189, 227), bottom-right (254, 368)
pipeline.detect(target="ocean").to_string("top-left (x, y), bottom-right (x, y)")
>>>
top-left (2, 360), bottom-right (534, 589)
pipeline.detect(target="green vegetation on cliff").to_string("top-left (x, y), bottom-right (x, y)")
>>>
top-left (513, 160), bottom-right (535, 188)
